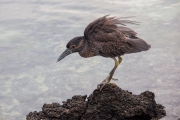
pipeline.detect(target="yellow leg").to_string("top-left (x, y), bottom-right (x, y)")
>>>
top-left (118, 56), bottom-right (122, 64)
top-left (98, 56), bottom-right (122, 90)
top-left (111, 56), bottom-right (122, 81)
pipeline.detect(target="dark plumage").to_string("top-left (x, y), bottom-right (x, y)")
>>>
top-left (57, 15), bottom-right (151, 90)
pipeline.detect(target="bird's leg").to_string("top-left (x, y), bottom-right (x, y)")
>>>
top-left (103, 56), bottom-right (122, 82)
top-left (111, 56), bottom-right (122, 81)
top-left (118, 56), bottom-right (123, 64)
top-left (98, 57), bottom-right (122, 90)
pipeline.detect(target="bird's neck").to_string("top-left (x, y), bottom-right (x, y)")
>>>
top-left (78, 38), bottom-right (95, 58)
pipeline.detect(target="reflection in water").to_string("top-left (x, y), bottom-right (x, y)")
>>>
top-left (0, 0), bottom-right (180, 120)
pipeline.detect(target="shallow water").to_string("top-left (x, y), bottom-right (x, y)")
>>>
top-left (0, 0), bottom-right (180, 120)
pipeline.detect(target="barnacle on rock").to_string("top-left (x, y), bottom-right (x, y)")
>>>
top-left (26, 83), bottom-right (166, 120)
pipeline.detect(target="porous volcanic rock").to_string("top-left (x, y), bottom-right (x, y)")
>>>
top-left (26, 83), bottom-right (166, 120)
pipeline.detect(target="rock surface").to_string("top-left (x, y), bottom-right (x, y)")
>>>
top-left (26, 83), bottom-right (166, 120)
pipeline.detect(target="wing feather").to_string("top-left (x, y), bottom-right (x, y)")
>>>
top-left (84, 15), bottom-right (150, 57)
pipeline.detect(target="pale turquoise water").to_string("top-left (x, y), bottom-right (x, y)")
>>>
top-left (0, 0), bottom-right (180, 120)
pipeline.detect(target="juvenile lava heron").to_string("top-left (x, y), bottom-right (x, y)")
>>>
top-left (57, 15), bottom-right (151, 90)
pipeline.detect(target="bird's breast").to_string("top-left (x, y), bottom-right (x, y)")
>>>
top-left (78, 43), bottom-right (97, 58)
top-left (78, 49), bottom-right (96, 58)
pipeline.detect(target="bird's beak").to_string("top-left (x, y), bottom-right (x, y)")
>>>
top-left (57, 48), bottom-right (72, 62)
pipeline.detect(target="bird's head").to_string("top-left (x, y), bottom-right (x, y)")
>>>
top-left (57, 36), bottom-right (85, 62)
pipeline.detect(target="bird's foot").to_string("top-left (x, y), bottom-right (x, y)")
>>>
top-left (97, 81), bottom-right (108, 91)
top-left (97, 76), bottom-right (110, 91)
top-left (97, 75), bottom-right (118, 91)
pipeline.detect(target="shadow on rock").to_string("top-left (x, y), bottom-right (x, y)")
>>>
top-left (26, 83), bottom-right (166, 120)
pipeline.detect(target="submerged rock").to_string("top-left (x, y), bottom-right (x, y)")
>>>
top-left (26, 83), bottom-right (166, 120)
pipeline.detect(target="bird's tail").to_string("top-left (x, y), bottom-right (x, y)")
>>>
top-left (126, 37), bottom-right (151, 53)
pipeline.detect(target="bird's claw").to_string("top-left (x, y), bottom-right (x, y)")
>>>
top-left (98, 76), bottom-right (118, 91)
top-left (97, 82), bottom-right (108, 91)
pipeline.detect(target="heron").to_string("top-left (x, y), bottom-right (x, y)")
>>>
top-left (57, 15), bottom-right (151, 90)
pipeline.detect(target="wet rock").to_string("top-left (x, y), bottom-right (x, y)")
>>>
top-left (26, 83), bottom-right (166, 120)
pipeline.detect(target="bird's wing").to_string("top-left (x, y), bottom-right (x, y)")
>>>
top-left (84, 15), bottom-right (143, 57)
top-left (84, 15), bottom-right (138, 41)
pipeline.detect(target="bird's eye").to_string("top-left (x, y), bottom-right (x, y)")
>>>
top-left (71, 45), bottom-right (76, 49)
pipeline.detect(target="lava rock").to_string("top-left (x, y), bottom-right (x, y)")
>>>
top-left (26, 83), bottom-right (166, 120)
